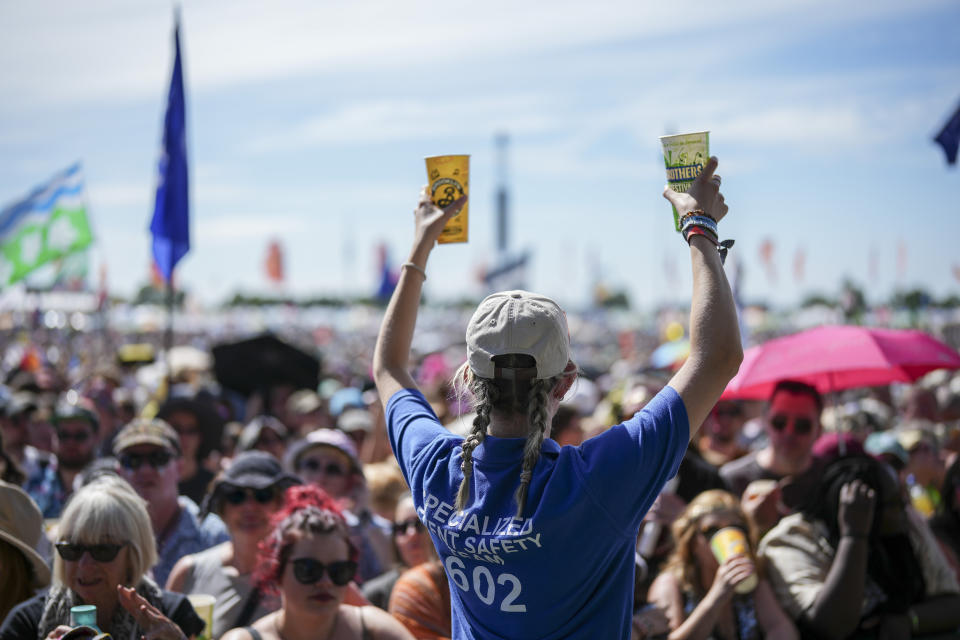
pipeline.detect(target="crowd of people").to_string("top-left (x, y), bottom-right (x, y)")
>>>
top-left (0, 162), bottom-right (959, 639)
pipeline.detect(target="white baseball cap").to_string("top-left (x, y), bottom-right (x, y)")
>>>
top-left (466, 290), bottom-right (570, 380)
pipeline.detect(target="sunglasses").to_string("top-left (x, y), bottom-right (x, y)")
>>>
top-left (291, 558), bottom-right (357, 586)
top-left (55, 541), bottom-right (126, 563)
top-left (58, 431), bottom-right (91, 443)
top-left (299, 459), bottom-right (346, 477)
top-left (769, 414), bottom-right (813, 435)
top-left (393, 518), bottom-right (425, 536)
top-left (223, 486), bottom-right (277, 506)
top-left (119, 451), bottom-right (174, 471)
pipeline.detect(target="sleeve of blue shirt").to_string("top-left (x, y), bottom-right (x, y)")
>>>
top-left (574, 385), bottom-right (689, 535)
top-left (385, 388), bottom-right (461, 489)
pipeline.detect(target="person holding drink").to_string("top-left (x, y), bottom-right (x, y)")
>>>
top-left (0, 476), bottom-right (204, 640)
top-left (372, 156), bottom-right (742, 638)
top-left (647, 490), bottom-right (798, 639)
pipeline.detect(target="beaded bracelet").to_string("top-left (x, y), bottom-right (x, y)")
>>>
top-left (678, 209), bottom-right (717, 227)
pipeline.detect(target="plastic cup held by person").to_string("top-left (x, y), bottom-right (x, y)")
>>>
top-left (709, 526), bottom-right (758, 594)
top-left (187, 594), bottom-right (216, 640)
top-left (659, 132), bottom-right (710, 231)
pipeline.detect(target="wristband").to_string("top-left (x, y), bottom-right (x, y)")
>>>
top-left (682, 215), bottom-right (719, 232)
top-left (401, 262), bottom-right (427, 280)
top-left (684, 226), bottom-right (718, 246)
top-left (841, 532), bottom-right (869, 539)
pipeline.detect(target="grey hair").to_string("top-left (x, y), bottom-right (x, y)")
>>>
top-left (452, 360), bottom-right (573, 518)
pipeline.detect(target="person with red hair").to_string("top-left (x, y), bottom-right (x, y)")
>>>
top-left (222, 485), bottom-right (413, 640)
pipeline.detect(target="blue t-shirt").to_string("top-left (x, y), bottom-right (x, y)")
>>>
top-left (386, 385), bottom-right (688, 639)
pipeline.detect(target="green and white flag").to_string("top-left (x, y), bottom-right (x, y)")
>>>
top-left (0, 163), bottom-right (94, 287)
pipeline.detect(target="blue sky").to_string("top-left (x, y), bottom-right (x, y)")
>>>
top-left (1, 0), bottom-right (958, 310)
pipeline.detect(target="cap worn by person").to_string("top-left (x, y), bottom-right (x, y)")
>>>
top-left (0, 480), bottom-right (52, 588)
top-left (466, 290), bottom-right (571, 380)
top-left (203, 450), bottom-right (300, 515)
top-left (287, 389), bottom-right (323, 416)
top-left (52, 396), bottom-right (100, 431)
top-left (236, 415), bottom-right (288, 452)
top-left (337, 408), bottom-right (373, 435)
top-left (112, 417), bottom-right (181, 456)
top-left (329, 387), bottom-right (364, 418)
top-left (864, 431), bottom-right (909, 470)
top-left (285, 428), bottom-right (362, 474)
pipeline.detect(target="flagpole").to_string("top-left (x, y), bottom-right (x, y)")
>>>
top-left (165, 277), bottom-right (175, 353)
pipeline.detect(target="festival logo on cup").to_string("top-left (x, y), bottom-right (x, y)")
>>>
top-left (425, 154), bottom-right (469, 244)
top-left (659, 132), bottom-right (710, 231)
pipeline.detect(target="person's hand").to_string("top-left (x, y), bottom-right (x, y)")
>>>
top-left (838, 480), bottom-right (876, 538)
top-left (707, 555), bottom-right (756, 602)
top-left (117, 585), bottom-right (187, 640)
top-left (45, 626), bottom-right (73, 640)
top-left (662, 156), bottom-right (728, 223)
top-left (632, 605), bottom-right (670, 639)
top-left (742, 480), bottom-right (782, 535)
top-left (412, 186), bottom-right (467, 253)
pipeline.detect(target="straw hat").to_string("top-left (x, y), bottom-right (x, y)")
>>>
top-left (0, 480), bottom-right (51, 587)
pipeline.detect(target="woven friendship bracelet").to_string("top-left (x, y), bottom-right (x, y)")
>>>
top-left (680, 222), bottom-right (720, 243)
top-left (678, 210), bottom-right (717, 227)
top-left (401, 262), bottom-right (427, 280)
top-left (681, 216), bottom-right (719, 235)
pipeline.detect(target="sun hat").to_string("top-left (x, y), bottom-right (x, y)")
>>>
top-left (113, 418), bottom-right (181, 455)
top-left (466, 290), bottom-right (570, 380)
top-left (0, 480), bottom-right (51, 588)
top-left (285, 428), bottom-right (362, 474)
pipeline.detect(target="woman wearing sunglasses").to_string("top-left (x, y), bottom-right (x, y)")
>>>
top-left (222, 485), bottom-right (413, 640)
top-left (363, 494), bottom-right (434, 610)
top-left (647, 490), bottom-right (797, 640)
top-left (166, 451), bottom-right (301, 638)
top-left (373, 159), bottom-right (742, 638)
top-left (1, 476), bottom-right (204, 640)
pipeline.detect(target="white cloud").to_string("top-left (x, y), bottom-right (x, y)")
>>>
top-left (1, 0), bottom-right (949, 112)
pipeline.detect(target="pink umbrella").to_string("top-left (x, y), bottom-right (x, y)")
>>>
top-left (721, 325), bottom-right (960, 400)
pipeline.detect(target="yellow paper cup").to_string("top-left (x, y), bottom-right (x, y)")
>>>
top-left (187, 594), bottom-right (216, 640)
top-left (659, 131), bottom-right (710, 231)
top-left (709, 527), bottom-right (758, 594)
top-left (425, 154), bottom-right (469, 244)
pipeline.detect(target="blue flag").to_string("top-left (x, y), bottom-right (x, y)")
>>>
top-left (149, 14), bottom-right (189, 283)
top-left (934, 100), bottom-right (960, 166)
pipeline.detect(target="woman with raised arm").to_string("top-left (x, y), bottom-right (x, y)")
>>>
top-left (372, 158), bottom-right (742, 639)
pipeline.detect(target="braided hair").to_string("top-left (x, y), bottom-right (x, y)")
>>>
top-left (453, 354), bottom-right (572, 518)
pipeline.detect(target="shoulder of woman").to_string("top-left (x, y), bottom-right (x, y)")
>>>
top-left (165, 552), bottom-right (198, 591)
top-left (220, 628), bottom-right (256, 640)
top-left (351, 605), bottom-right (413, 638)
top-left (647, 570), bottom-right (682, 603)
top-left (0, 592), bottom-right (46, 636)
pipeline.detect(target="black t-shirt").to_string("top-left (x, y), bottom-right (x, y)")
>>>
top-left (0, 590), bottom-right (205, 640)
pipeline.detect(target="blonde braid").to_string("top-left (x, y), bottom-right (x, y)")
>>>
top-left (513, 377), bottom-right (552, 519)
top-left (455, 377), bottom-right (497, 512)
